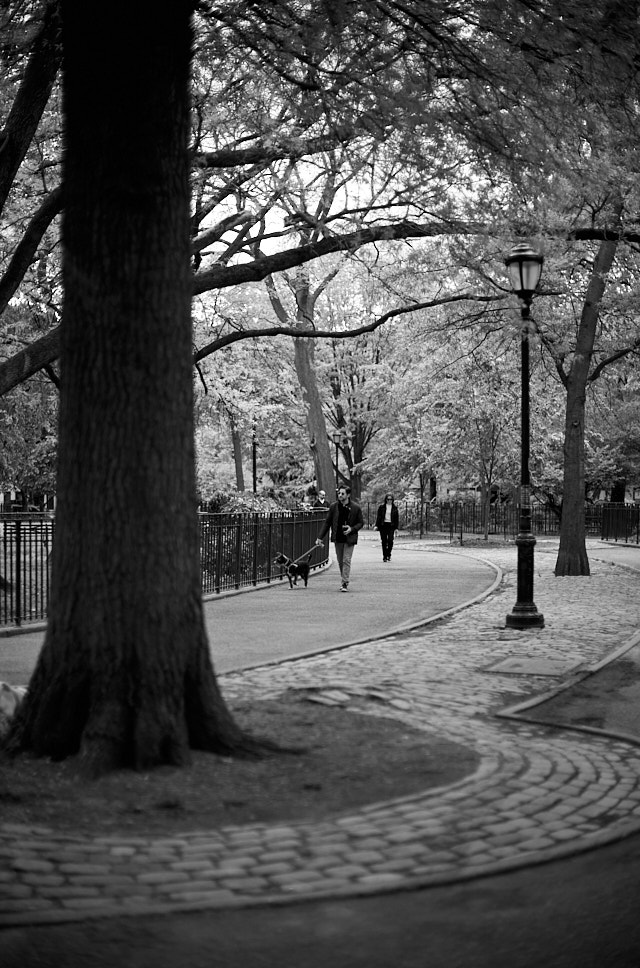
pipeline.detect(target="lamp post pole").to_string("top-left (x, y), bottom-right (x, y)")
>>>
top-left (505, 243), bottom-right (545, 630)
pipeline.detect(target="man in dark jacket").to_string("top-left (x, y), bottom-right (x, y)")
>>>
top-left (375, 493), bottom-right (400, 562)
top-left (315, 485), bottom-right (364, 592)
top-left (313, 489), bottom-right (328, 511)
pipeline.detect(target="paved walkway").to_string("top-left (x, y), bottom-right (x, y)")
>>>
top-left (0, 537), bottom-right (496, 680)
top-left (1, 536), bottom-right (640, 928)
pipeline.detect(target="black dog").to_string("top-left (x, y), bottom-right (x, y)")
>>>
top-left (274, 551), bottom-right (312, 589)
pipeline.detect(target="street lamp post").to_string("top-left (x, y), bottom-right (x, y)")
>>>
top-left (505, 242), bottom-right (545, 630)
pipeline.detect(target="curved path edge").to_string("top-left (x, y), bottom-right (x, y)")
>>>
top-left (228, 550), bottom-right (503, 674)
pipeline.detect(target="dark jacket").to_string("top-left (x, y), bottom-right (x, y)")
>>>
top-left (375, 502), bottom-right (399, 530)
top-left (318, 499), bottom-right (364, 546)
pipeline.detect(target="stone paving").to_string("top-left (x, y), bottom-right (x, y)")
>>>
top-left (2, 540), bottom-right (640, 927)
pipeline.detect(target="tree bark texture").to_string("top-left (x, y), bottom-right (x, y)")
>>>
top-left (554, 234), bottom-right (620, 576)
top-left (7, 1), bottom-right (248, 773)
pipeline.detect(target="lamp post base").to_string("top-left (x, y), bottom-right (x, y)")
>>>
top-left (506, 605), bottom-right (545, 629)
top-left (506, 530), bottom-right (545, 630)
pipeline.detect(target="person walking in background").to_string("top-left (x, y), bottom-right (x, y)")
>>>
top-left (313, 489), bottom-right (328, 511)
top-left (375, 492), bottom-right (399, 562)
top-left (315, 485), bottom-right (363, 591)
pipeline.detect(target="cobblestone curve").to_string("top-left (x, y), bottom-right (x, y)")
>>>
top-left (2, 546), bottom-right (640, 927)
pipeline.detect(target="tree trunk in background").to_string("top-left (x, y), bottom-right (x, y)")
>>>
top-left (7, 1), bottom-right (252, 774)
top-left (293, 338), bottom-right (335, 494)
top-left (555, 232), bottom-right (620, 576)
top-left (230, 417), bottom-right (245, 491)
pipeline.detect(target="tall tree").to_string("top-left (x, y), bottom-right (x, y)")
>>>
top-left (7, 1), bottom-right (262, 773)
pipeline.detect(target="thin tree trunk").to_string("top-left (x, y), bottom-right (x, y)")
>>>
top-left (293, 339), bottom-right (335, 493)
top-left (265, 269), bottom-right (334, 495)
top-left (230, 417), bottom-right (245, 491)
top-left (555, 232), bottom-right (620, 576)
top-left (6, 1), bottom-right (255, 774)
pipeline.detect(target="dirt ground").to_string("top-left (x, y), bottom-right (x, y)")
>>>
top-left (0, 692), bottom-right (478, 836)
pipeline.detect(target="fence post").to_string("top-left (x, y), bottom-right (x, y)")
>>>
top-left (234, 519), bottom-right (243, 589)
top-left (14, 519), bottom-right (22, 627)
top-left (215, 518), bottom-right (224, 593)
top-left (267, 514), bottom-right (274, 582)
top-left (252, 518), bottom-right (259, 586)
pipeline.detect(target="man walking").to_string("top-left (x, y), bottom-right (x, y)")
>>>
top-left (316, 485), bottom-right (364, 592)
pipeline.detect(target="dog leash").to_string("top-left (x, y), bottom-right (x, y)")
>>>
top-left (291, 543), bottom-right (323, 565)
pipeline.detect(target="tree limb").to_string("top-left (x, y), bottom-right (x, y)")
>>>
top-left (193, 127), bottom-right (362, 170)
top-left (588, 337), bottom-right (640, 382)
top-left (0, 186), bottom-right (63, 315)
top-left (0, 327), bottom-right (61, 395)
top-left (0, 3), bottom-right (62, 212)
top-left (193, 293), bottom-right (504, 364)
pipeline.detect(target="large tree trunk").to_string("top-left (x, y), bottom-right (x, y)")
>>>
top-left (6, 1), bottom-right (251, 774)
top-left (555, 233), bottom-right (620, 576)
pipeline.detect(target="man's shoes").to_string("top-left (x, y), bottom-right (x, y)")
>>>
top-left (340, 583), bottom-right (349, 592)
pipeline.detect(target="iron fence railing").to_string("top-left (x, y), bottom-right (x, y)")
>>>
top-left (601, 504), bottom-right (640, 544)
top-left (0, 515), bottom-right (54, 628)
top-left (364, 501), bottom-right (604, 538)
top-left (200, 511), bottom-right (329, 594)
top-left (0, 511), bottom-right (330, 630)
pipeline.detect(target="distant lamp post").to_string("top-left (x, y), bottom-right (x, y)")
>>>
top-left (504, 242), bottom-right (545, 630)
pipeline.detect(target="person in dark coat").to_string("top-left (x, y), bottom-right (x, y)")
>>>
top-left (375, 493), bottom-right (399, 562)
top-left (315, 485), bottom-right (364, 591)
top-left (313, 489), bottom-right (329, 511)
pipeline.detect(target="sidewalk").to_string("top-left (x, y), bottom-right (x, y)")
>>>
top-left (2, 536), bottom-right (640, 960)
top-left (0, 536), bottom-right (498, 682)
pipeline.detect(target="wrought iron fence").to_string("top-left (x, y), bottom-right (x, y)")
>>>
top-left (364, 501), bottom-right (604, 538)
top-left (0, 511), bottom-right (330, 629)
top-left (601, 504), bottom-right (640, 544)
top-left (0, 515), bottom-right (54, 627)
top-left (200, 511), bottom-right (329, 594)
